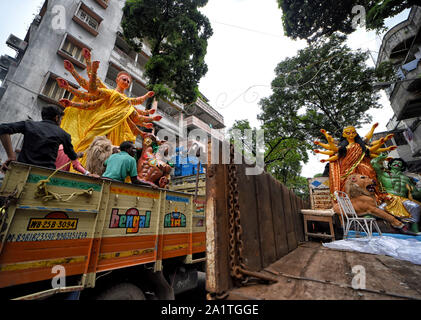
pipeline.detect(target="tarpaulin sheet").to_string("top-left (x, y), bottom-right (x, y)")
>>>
top-left (323, 236), bottom-right (421, 265)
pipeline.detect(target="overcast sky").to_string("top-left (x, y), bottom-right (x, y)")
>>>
top-left (0, 0), bottom-right (410, 178)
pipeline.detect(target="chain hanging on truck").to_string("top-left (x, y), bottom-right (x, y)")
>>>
top-left (227, 144), bottom-right (278, 286)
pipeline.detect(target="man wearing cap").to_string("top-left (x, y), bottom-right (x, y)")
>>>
top-left (0, 105), bottom-right (78, 172)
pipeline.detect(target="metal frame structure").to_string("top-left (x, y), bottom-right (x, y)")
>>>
top-left (334, 191), bottom-right (382, 239)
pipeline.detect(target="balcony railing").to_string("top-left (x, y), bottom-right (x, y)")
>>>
top-left (185, 116), bottom-right (225, 141)
top-left (377, 6), bottom-right (421, 66)
top-left (104, 77), bottom-right (116, 89)
top-left (110, 47), bottom-right (147, 84)
top-left (390, 58), bottom-right (421, 100)
top-left (156, 108), bottom-right (178, 126)
top-left (195, 98), bottom-right (224, 126)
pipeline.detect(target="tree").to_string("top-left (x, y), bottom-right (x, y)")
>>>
top-left (122, 0), bottom-right (213, 106)
top-left (258, 34), bottom-right (395, 145)
top-left (228, 119), bottom-right (256, 158)
top-left (278, 0), bottom-right (419, 42)
top-left (228, 120), bottom-right (309, 197)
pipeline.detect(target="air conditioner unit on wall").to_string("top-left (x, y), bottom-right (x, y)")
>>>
top-left (6, 34), bottom-right (28, 52)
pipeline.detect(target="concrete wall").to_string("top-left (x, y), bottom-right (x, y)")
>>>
top-left (377, 6), bottom-right (421, 164)
top-left (0, 0), bottom-right (126, 163)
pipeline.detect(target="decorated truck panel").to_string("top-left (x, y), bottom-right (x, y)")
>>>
top-left (0, 162), bottom-right (205, 296)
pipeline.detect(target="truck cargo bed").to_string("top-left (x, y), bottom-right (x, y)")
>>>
top-left (226, 242), bottom-right (421, 300)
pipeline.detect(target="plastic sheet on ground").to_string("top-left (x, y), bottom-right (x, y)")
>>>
top-left (323, 236), bottom-right (421, 265)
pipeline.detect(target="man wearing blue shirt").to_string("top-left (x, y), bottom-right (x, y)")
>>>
top-left (102, 141), bottom-right (142, 184)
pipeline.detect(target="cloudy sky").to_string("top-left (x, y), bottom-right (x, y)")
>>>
top-left (0, 0), bottom-right (410, 177)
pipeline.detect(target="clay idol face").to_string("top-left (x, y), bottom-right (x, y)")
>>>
top-left (343, 126), bottom-right (357, 140)
top-left (117, 74), bottom-right (131, 90)
top-left (392, 160), bottom-right (403, 170)
top-left (144, 137), bottom-right (153, 147)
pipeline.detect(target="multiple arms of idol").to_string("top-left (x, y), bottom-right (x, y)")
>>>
top-left (56, 49), bottom-right (157, 123)
top-left (313, 123), bottom-right (397, 163)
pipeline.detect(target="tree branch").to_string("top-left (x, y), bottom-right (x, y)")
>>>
top-left (310, 85), bottom-right (341, 130)
top-left (265, 148), bottom-right (293, 165)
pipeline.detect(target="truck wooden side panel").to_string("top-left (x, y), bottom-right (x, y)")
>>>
top-left (0, 163), bottom-right (205, 290)
top-left (206, 162), bottom-right (310, 295)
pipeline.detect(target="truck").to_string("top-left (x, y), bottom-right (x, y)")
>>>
top-left (2, 152), bottom-right (421, 300)
top-left (0, 162), bottom-right (206, 300)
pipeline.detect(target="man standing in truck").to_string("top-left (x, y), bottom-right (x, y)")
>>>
top-left (0, 105), bottom-right (78, 172)
top-left (102, 141), bottom-right (146, 186)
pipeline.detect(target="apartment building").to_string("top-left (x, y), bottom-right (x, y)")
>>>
top-left (0, 0), bottom-right (224, 164)
top-left (376, 5), bottom-right (421, 171)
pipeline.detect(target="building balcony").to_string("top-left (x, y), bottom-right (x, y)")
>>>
top-left (398, 97), bottom-right (421, 121)
top-left (377, 6), bottom-right (421, 66)
top-left (194, 98), bottom-right (224, 129)
top-left (109, 47), bottom-right (148, 85)
top-left (390, 59), bottom-right (421, 121)
top-left (104, 77), bottom-right (116, 89)
top-left (185, 115), bottom-right (225, 141)
top-left (156, 108), bottom-right (178, 125)
top-left (115, 29), bottom-right (152, 58)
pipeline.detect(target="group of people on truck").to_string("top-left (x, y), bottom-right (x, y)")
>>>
top-left (0, 48), bottom-right (172, 189)
top-left (0, 105), bottom-right (148, 186)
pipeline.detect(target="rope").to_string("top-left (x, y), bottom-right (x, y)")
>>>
top-left (35, 161), bottom-right (94, 203)
top-left (0, 206), bottom-right (6, 221)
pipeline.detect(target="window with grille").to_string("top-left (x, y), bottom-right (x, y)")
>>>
top-left (76, 8), bottom-right (99, 30)
top-left (95, 0), bottom-right (109, 8)
top-left (42, 77), bottom-right (73, 102)
top-left (61, 38), bottom-right (85, 64)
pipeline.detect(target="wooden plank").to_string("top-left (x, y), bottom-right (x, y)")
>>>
top-left (267, 177), bottom-right (289, 260)
top-left (205, 163), bottom-right (232, 294)
top-left (254, 173), bottom-right (277, 268)
top-left (236, 165), bottom-right (262, 271)
top-left (344, 250), bottom-right (421, 298)
top-left (293, 194), bottom-right (305, 243)
top-left (227, 243), bottom-right (421, 300)
top-left (289, 189), bottom-right (301, 244)
top-left (280, 184), bottom-right (298, 252)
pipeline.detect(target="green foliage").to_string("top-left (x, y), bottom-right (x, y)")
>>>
top-left (228, 120), bottom-right (309, 197)
top-left (269, 162), bottom-right (309, 200)
top-left (278, 0), bottom-right (417, 42)
top-left (122, 0), bottom-right (213, 104)
top-left (375, 61), bottom-right (399, 83)
top-left (258, 34), bottom-right (393, 144)
top-left (228, 120), bottom-right (256, 158)
top-left (289, 176), bottom-right (310, 200)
